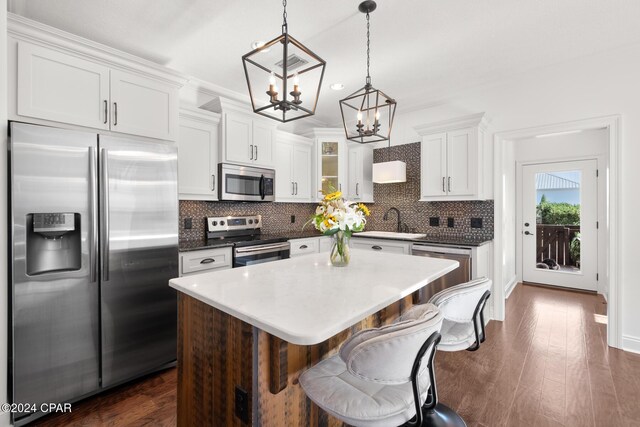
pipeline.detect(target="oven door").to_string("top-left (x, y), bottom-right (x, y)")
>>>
top-left (218, 163), bottom-right (275, 202)
top-left (233, 242), bottom-right (290, 268)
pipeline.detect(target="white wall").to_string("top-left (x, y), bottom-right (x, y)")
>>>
top-left (1, 0), bottom-right (10, 425)
top-left (389, 42), bottom-right (640, 352)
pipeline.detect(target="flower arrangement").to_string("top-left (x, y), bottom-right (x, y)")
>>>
top-left (306, 189), bottom-right (370, 266)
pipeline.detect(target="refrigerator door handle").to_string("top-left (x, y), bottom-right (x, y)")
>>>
top-left (89, 146), bottom-right (98, 283)
top-left (100, 148), bottom-right (110, 282)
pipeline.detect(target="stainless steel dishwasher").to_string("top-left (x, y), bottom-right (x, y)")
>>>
top-left (411, 244), bottom-right (472, 301)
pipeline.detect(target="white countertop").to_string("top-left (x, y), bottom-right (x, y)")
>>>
top-left (169, 250), bottom-right (458, 345)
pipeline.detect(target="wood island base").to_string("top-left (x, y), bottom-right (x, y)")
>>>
top-left (177, 292), bottom-right (419, 426)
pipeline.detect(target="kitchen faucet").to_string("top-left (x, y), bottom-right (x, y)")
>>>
top-left (383, 207), bottom-right (408, 232)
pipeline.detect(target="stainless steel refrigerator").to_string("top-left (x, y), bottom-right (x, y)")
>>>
top-left (9, 122), bottom-right (178, 425)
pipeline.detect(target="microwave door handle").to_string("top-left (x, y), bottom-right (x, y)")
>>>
top-left (259, 174), bottom-right (265, 200)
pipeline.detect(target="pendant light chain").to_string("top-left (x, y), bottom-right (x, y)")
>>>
top-left (365, 11), bottom-right (371, 87)
top-left (282, 0), bottom-right (288, 34)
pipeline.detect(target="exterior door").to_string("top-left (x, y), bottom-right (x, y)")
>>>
top-left (99, 135), bottom-right (179, 387)
top-left (522, 160), bottom-right (598, 290)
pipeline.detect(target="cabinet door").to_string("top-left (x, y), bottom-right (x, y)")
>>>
top-left (446, 128), bottom-right (477, 196)
top-left (420, 133), bottom-right (447, 198)
top-left (178, 117), bottom-right (218, 200)
top-left (223, 113), bottom-right (253, 164)
top-left (359, 147), bottom-right (374, 202)
top-left (290, 238), bottom-right (320, 257)
top-left (317, 139), bottom-right (347, 198)
top-left (17, 42), bottom-right (110, 130)
top-left (252, 121), bottom-right (274, 167)
top-left (351, 238), bottom-right (411, 254)
top-left (348, 147), bottom-right (361, 200)
top-left (274, 141), bottom-right (294, 200)
top-left (293, 144), bottom-right (312, 200)
top-left (110, 69), bottom-right (178, 140)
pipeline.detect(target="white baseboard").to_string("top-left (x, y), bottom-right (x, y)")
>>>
top-left (504, 275), bottom-right (518, 299)
top-left (622, 335), bottom-right (640, 354)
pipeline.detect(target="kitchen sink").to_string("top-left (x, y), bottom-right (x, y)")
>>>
top-left (356, 231), bottom-right (427, 240)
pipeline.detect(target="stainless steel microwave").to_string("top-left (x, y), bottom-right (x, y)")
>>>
top-left (218, 163), bottom-right (275, 202)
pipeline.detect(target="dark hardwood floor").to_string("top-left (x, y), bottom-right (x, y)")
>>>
top-left (32, 283), bottom-right (640, 426)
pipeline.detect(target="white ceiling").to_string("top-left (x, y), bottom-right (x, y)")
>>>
top-left (8, 0), bottom-right (640, 125)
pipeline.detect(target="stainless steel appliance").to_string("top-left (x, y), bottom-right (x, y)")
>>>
top-left (206, 215), bottom-right (290, 267)
top-left (218, 163), bottom-right (275, 202)
top-left (9, 122), bottom-right (178, 426)
top-left (411, 244), bottom-right (472, 301)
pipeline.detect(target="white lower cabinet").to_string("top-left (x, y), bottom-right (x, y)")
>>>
top-left (350, 238), bottom-right (411, 255)
top-left (290, 236), bottom-right (333, 257)
top-left (179, 247), bottom-right (232, 277)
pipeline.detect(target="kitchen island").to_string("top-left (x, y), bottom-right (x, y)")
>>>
top-left (169, 249), bottom-right (458, 426)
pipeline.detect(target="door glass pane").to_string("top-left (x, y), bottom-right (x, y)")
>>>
top-left (535, 170), bottom-right (581, 272)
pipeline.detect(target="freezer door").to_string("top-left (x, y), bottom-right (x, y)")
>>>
top-left (99, 135), bottom-right (178, 387)
top-left (10, 123), bottom-right (100, 420)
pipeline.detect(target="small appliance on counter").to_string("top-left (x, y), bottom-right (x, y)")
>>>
top-left (218, 163), bottom-right (275, 202)
top-left (206, 215), bottom-right (290, 266)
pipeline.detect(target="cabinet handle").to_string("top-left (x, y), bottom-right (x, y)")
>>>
top-left (211, 174), bottom-right (216, 192)
top-left (442, 177), bottom-right (446, 193)
top-left (371, 245), bottom-right (383, 250)
top-left (113, 102), bottom-right (118, 126)
top-left (291, 182), bottom-right (295, 195)
top-left (299, 245), bottom-right (308, 249)
top-left (339, 183), bottom-right (342, 191)
top-left (295, 182), bottom-right (298, 195)
top-left (250, 144), bottom-right (254, 160)
top-left (103, 100), bottom-right (108, 124)
top-left (356, 183), bottom-right (359, 196)
top-left (448, 177), bottom-right (451, 192)
top-left (255, 145), bottom-right (258, 161)
top-left (200, 258), bottom-right (215, 264)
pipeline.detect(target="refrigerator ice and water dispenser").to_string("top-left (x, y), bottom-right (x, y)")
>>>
top-left (26, 212), bottom-right (81, 275)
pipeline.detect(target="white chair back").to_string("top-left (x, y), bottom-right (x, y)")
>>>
top-left (428, 277), bottom-right (491, 323)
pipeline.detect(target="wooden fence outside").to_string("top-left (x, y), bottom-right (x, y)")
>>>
top-left (536, 224), bottom-right (581, 266)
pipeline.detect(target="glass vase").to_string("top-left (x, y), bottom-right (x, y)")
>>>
top-left (330, 231), bottom-right (351, 267)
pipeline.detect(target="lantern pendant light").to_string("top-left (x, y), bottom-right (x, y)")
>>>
top-left (339, 0), bottom-right (397, 144)
top-left (242, 0), bottom-right (327, 123)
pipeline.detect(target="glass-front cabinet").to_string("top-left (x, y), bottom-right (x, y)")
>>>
top-left (307, 129), bottom-right (348, 201)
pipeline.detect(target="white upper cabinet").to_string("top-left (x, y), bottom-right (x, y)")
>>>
top-left (17, 42), bottom-right (110, 131)
top-left (177, 107), bottom-right (220, 200)
top-left (416, 113), bottom-right (488, 201)
top-left (274, 132), bottom-right (313, 202)
top-left (203, 98), bottom-right (276, 168)
top-left (304, 129), bottom-right (348, 199)
top-left (224, 112), bottom-right (254, 164)
top-left (347, 145), bottom-right (373, 203)
top-left (14, 40), bottom-right (180, 140)
top-left (110, 69), bottom-right (178, 140)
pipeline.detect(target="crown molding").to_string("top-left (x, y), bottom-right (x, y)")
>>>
top-left (7, 13), bottom-right (187, 87)
top-left (179, 105), bottom-right (221, 125)
top-left (301, 127), bottom-right (345, 139)
top-left (414, 112), bottom-right (489, 136)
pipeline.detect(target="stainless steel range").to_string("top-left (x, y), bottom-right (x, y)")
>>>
top-left (206, 215), bottom-right (290, 267)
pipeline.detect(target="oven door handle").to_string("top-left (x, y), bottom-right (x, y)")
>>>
top-left (235, 242), bottom-right (290, 255)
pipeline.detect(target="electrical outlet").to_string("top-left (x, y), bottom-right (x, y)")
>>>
top-left (235, 386), bottom-right (249, 423)
top-left (291, 215), bottom-right (296, 224)
top-left (470, 218), bottom-right (483, 228)
top-left (429, 217), bottom-right (440, 227)
top-left (184, 218), bottom-right (192, 229)
top-left (447, 217), bottom-right (454, 228)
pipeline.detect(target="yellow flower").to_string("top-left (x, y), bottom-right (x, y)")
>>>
top-left (358, 203), bottom-right (370, 216)
top-left (324, 191), bottom-right (342, 201)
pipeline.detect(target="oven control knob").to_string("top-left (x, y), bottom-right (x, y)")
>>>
top-left (248, 219), bottom-right (253, 224)
top-left (255, 218), bottom-right (260, 224)
top-left (220, 220), bottom-right (225, 226)
top-left (211, 221), bottom-right (218, 226)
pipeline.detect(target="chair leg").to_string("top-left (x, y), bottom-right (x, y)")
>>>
top-left (467, 290), bottom-right (491, 352)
